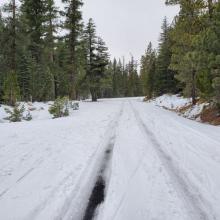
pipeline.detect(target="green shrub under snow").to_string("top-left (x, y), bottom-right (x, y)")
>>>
top-left (4, 104), bottom-right (32, 122)
top-left (70, 101), bottom-right (79, 110)
top-left (49, 97), bottom-right (69, 118)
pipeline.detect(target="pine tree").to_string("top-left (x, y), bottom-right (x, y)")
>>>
top-left (20, 0), bottom-right (46, 62)
top-left (127, 57), bottom-right (139, 97)
top-left (166, 0), bottom-right (205, 104)
top-left (112, 58), bottom-right (119, 97)
top-left (155, 17), bottom-right (178, 96)
top-left (90, 37), bottom-right (109, 101)
top-left (17, 52), bottom-right (31, 101)
top-left (0, 10), bottom-right (5, 102)
top-left (140, 42), bottom-right (156, 99)
top-left (44, 0), bottom-right (59, 99)
top-left (20, 0), bottom-right (56, 101)
top-left (53, 39), bottom-right (70, 97)
top-left (101, 61), bottom-right (113, 98)
top-left (62, 0), bottom-right (83, 100)
top-left (2, 0), bottom-right (20, 105)
top-left (83, 23), bottom-right (110, 102)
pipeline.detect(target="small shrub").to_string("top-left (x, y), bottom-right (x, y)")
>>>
top-left (4, 104), bottom-right (25, 122)
top-left (49, 97), bottom-right (69, 118)
top-left (23, 111), bottom-right (33, 121)
top-left (70, 101), bottom-right (79, 110)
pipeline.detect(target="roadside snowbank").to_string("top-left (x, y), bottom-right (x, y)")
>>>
top-left (154, 94), bottom-right (190, 110)
top-left (150, 94), bottom-right (209, 121)
top-left (0, 101), bottom-right (81, 123)
top-left (0, 102), bottom-right (52, 123)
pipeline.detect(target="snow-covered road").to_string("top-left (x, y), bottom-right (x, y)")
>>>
top-left (0, 98), bottom-right (220, 220)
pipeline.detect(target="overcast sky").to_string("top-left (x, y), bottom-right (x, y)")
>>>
top-left (65, 0), bottom-right (179, 61)
top-left (1, 0), bottom-right (179, 61)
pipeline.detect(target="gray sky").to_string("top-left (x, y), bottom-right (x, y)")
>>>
top-left (1, 0), bottom-right (179, 61)
top-left (80, 0), bottom-right (179, 61)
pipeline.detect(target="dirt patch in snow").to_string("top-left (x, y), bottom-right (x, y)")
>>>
top-left (179, 104), bottom-right (192, 113)
top-left (200, 107), bottom-right (220, 125)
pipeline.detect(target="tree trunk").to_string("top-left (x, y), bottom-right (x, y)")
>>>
top-left (12, 0), bottom-right (16, 71)
top-left (48, 9), bottom-right (58, 100)
top-left (192, 70), bottom-right (197, 105)
top-left (54, 75), bottom-right (58, 99)
top-left (90, 88), bottom-right (97, 102)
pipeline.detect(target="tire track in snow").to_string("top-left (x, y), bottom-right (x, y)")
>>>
top-left (82, 134), bottom-right (116, 220)
top-left (130, 102), bottom-right (217, 220)
top-left (24, 103), bottom-right (123, 220)
top-left (51, 103), bottom-right (124, 220)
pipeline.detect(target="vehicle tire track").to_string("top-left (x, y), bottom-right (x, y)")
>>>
top-left (130, 101), bottom-right (217, 220)
top-left (57, 103), bottom-right (124, 220)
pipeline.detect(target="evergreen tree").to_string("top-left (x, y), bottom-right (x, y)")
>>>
top-left (2, 0), bottom-right (20, 105)
top-left (84, 19), bottom-right (109, 101)
top-left (127, 57), bottom-right (140, 97)
top-left (90, 36), bottom-right (109, 101)
top-left (101, 61), bottom-right (113, 98)
top-left (20, 0), bottom-right (56, 101)
top-left (155, 17), bottom-right (178, 95)
top-left (166, 0), bottom-right (205, 104)
top-left (17, 52), bottom-right (31, 101)
top-left (112, 58), bottom-right (119, 97)
top-left (62, 0), bottom-right (83, 100)
top-left (121, 58), bottom-right (129, 97)
top-left (44, 0), bottom-right (59, 99)
top-left (0, 10), bottom-right (5, 102)
top-left (194, 1), bottom-right (220, 106)
top-left (20, 0), bottom-right (46, 62)
top-left (140, 42), bottom-right (156, 99)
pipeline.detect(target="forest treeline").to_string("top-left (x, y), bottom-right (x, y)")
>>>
top-left (0, 0), bottom-right (142, 105)
top-left (0, 0), bottom-right (220, 107)
top-left (141, 0), bottom-right (220, 108)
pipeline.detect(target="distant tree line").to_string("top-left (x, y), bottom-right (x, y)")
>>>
top-left (3, 0), bottom-right (219, 107)
top-left (0, 0), bottom-right (143, 105)
top-left (141, 0), bottom-right (220, 109)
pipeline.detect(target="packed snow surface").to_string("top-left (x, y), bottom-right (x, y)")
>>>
top-left (0, 98), bottom-right (220, 220)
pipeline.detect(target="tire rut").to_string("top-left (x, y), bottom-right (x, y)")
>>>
top-left (130, 102), bottom-right (217, 220)
top-left (60, 103), bottom-right (124, 220)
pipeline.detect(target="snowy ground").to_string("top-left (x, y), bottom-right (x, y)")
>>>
top-left (0, 98), bottom-right (220, 220)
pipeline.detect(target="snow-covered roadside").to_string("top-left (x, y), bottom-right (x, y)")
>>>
top-left (150, 94), bottom-right (209, 121)
top-left (0, 102), bottom-right (52, 123)
top-left (153, 94), bottom-right (191, 110)
top-left (0, 100), bottom-right (122, 220)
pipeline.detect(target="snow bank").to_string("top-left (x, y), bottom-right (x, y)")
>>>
top-left (150, 94), bottom-right (209, 121)
top-left (153, 94), bottom-right (191, 110)
top-left (0, 101), bottom-right (82, 123)
top-left (0, 102), bottom-right (52, 123)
